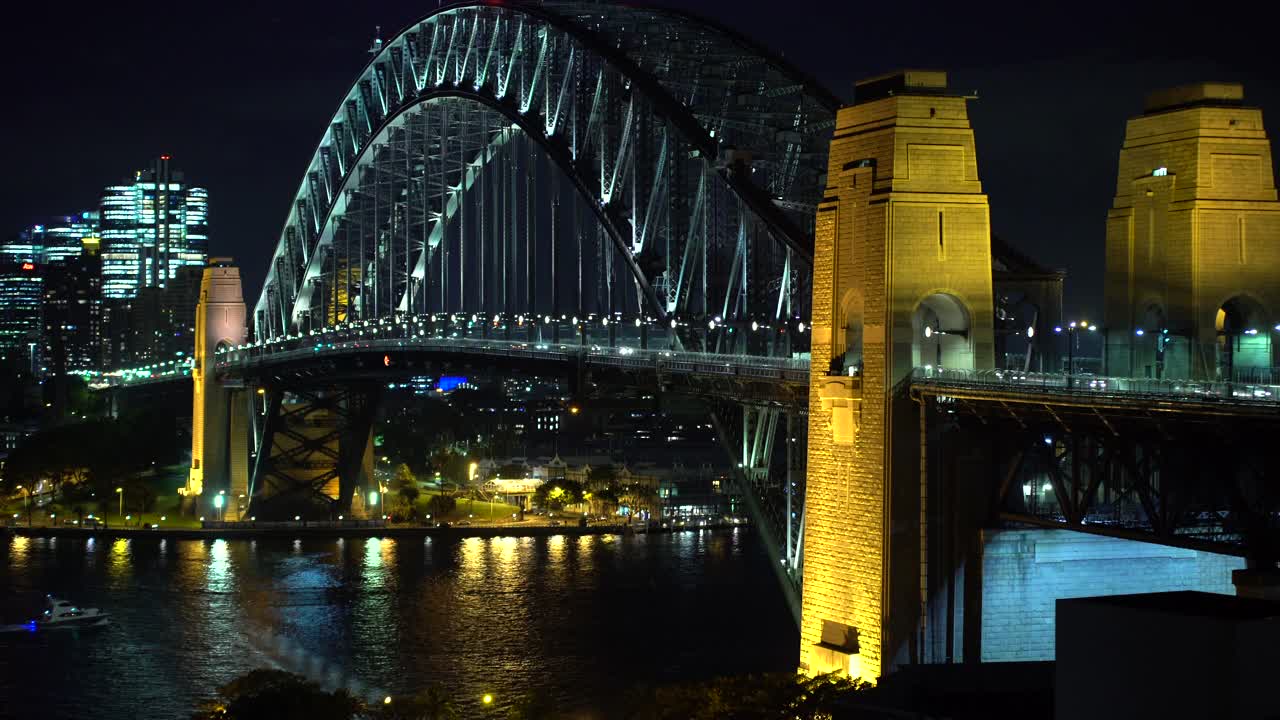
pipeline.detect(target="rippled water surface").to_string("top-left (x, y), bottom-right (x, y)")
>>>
top-left (0, 530), bottom-right (795, 719)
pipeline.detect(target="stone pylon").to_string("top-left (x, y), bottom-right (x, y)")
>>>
top-left (1103, 82), bottom-right (1280, 381)
top-left (186, 259), bottom-right (249, 519)
top-left (800, 70), bottom-right (994, 682)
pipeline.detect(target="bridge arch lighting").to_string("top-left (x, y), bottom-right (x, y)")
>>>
top-left (251, 2), bottom-right (831, 352)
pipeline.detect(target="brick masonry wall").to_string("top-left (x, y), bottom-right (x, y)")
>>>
top-left (980, 529), bottom-right (1245, 662)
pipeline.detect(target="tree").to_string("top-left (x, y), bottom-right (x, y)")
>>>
top-left (190, 669), bottom-right (364, 720)
top-left (618, 482), bottom-right (659, 518)
top-left (623, 672), bottom-right (868, 720)
top-left (375, 684), bottom-right (459, 720)
top-left (533, 479), bottom-right (584, 511)
top-left (394, 464), bottom-right (420, 518)
top-left (432, 451), bottom-right (474, 489)
top-left (425, 493), bottom-right (456, 519)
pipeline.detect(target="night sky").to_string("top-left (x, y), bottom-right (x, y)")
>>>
top-left (3, 1), bottom-right (1276, 320)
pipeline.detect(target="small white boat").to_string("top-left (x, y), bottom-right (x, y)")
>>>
top-left (34, 596), bottom-right (109, 629)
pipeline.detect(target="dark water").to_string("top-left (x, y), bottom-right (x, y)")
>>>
top-left (0, 530), bottom-right (796, 719)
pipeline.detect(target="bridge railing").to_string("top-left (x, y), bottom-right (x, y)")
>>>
top-left (210, 321), bottom-right (812, 385)
top-left (911, 366), bottom-right (1280, 405)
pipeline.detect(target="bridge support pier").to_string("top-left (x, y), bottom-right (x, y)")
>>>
top-left (799, 70), bottom-right (995, 682)
top-left (247, 384), bottom-right (379, 520)
top-left (187, 261), bottom-right (249, 519)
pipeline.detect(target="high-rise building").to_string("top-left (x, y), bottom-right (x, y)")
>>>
top-left (43, 252), bottom-right (102, 375)
top-left (20, 212), bottom-right (101, 266)
top-left (0, 260), bottom-right (44, 373)
top-left (100, 156), bottom-right (209, 300)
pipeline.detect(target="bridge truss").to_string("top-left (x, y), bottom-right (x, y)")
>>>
top-left (912, 370), bottom-right (1280, 562)
top-left (243, 0), bottom-right (838, 618)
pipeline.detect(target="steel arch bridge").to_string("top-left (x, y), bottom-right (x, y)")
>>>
top-left (254, 0), bottom-right (837, 341)
top-left (238, 0), bottom-right (839, 619)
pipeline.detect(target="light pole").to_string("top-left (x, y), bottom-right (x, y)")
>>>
top-left (1053, 320), bottom-right (1096, 388)
top-left (214, 491), bottom-right (226, 522)
top-left (368, 489), bottom-right (379, 521)
top-left (16, 485), bottom-right (29, 527)
top-left (116, 486), bottom-right (123, 520)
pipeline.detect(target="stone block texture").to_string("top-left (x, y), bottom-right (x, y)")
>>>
top-left (1103, 83), bottom-right (1280, 378)
top-left (800, 74), bottom-right (994, 682)
top-left (980, 529), bottom-right (1244, 662)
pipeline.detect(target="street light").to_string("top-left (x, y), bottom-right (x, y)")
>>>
top-left (213, 492), bottom-right (225, 522)
top-left (16, 485), bottom-right (29, 527)
top-left (1054, 321), bottom-right (1096, 387)
top-left (116, 487), bottom-right (123, 519)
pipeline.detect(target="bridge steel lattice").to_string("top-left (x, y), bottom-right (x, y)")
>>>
top-left (243, 1), bottom-right (840, 617)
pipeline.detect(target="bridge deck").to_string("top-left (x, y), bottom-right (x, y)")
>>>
top-left (909, 367), bottom-right (1280, 416)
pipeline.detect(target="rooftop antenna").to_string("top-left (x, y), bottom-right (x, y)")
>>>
top-left (369, 25), bottom-right (383, 56)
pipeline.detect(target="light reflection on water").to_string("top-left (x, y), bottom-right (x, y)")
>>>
top-left (0, 528), bottom-right (793, 718)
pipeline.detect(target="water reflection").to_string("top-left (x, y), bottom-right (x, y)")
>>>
top-left (0, 531), bottom-right (795, 719)
top-left (208, 539), bottom-right (230, 593)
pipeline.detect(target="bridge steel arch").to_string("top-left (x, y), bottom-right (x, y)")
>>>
top-left (253, 0), bottom-right (836, 346)
top-left (243, 1), bottom-right (839, 620)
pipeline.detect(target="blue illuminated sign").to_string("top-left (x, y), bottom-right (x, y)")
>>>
top-left (437, 376), bottom-right (468, 392)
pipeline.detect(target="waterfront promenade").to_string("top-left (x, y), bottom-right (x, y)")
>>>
top-left (3, 517), bottom-right (740, 541)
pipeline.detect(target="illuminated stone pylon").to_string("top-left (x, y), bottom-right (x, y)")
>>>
top-left (1103, 83), bottom-right (1280, 381)
top-left (187, 259), bottom-right (249, 519)
top-left (800, 71), bottom-right (994, 681)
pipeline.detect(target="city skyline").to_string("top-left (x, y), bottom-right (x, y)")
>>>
top-left (2, 1), bottom-right (1278, 321)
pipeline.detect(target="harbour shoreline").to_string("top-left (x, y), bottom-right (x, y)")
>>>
top-left (4, 521), bottom-right (741, 541)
